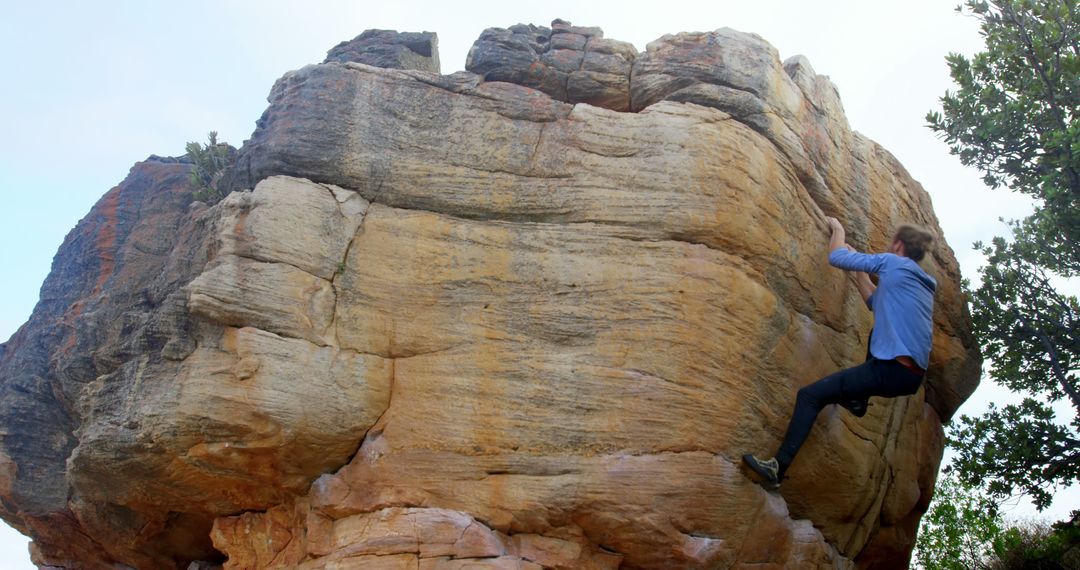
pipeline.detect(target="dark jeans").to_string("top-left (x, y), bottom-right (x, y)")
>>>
top-left (774, 358), bottom-right (923, 469)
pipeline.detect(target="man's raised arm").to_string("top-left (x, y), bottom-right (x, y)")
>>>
top-left (852, 265), bottom-right (876, 306)
top-left (826, 217), bottom-right (876, 307)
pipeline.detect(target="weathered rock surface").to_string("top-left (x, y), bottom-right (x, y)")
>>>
top-left (0, 156), bottom-right (218, 567)
top-left (466, 19), bottom-right (636, 110)
top-left (325, 29), bottom-right (440, 73)
top-left (0, 22), bottom-right (979, 569)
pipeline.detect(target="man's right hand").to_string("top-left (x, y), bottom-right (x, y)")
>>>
top-left (826, 217), bottom-right (846, 251)
top-left (826, 217), bottom-right (844, 233)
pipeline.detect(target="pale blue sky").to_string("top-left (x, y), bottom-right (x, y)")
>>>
top-left (0, 1), bottom-right (1068, 566)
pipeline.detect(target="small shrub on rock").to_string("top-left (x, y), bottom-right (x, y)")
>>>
top-left (185, 131), bottom-right (235, 203)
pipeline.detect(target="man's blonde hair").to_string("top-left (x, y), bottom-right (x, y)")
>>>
top-left (894, 224), bottom-right (934, 262)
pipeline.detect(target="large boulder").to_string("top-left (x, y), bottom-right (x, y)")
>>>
top-left (0, 22), bottom-right (979, 569)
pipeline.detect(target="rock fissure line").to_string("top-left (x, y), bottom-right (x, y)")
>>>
top-left (567, 138), bottom-right (641, 158)
top-left (840, 413), bottom-right (887, 450)
top-left (563, 36), bottom-right (588, 97)
top-left (479, 468), bottom-right (579, 479)
top-left (329, 188), bottom-right (370, 349)
top-left (693, 74), bottom-right (768, 103)
top-left (527, 122), bottom-right (546, 169)
top-left (266, 523), bottom-right (299, 568)
top-left (362, 356), bottom-right (396, 450)
top-left (838, 400), bottom-right (911, 553)
top-left (342, 62), bottom-right (574, 124)
top-left (233, 253), bottom-right (333, 283)
top-left (442, 159), bottom-right (573, 180)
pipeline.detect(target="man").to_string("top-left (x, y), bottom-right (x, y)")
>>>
top-left (742, 217), bottom-right (936, 490)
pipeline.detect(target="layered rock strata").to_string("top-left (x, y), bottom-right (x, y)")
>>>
top-left (0, 21), bottom-right (980, 569)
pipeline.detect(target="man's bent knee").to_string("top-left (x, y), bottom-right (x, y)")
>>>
top-left (795, 385), bottom-right (821, 409)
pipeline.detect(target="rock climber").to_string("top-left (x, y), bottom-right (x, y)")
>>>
top-left (742, 216), bottom-right (936, 490)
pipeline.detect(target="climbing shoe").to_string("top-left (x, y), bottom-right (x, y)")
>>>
top-left (742, 454), bottom-right (780, 491)
top-left (841, 398), bottom-right (869, 418)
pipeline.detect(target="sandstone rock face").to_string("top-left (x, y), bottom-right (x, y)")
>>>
top-left (0, 23), bottom-right (979, 569)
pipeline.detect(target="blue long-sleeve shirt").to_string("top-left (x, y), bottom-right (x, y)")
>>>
top-left (828, 248), bottom-right (936, 369)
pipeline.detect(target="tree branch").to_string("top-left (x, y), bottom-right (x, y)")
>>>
top-left (1011, 309), bottom-right (1080, 410)
top-left (997, 1), bottom-right (1080, 190)
top-left (1000, 3), bottom-right (1066, 128)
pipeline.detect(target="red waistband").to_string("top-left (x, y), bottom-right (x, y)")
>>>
top-left (897, 359), bottom-right (925, 376)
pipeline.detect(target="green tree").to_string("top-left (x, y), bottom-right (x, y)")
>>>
top-left (915, 470), bottom-right (1006, 570)
top-left (927, 0), bottom-right (1080, 252)
top-left (185, 131), bottom-right (234, 203)
top-left (915, 471), bottom-right (1080, 569)
top-left (927, 0), bottom-right (1080, 510)
top-left (991, 515), bottom-right (1080, 569)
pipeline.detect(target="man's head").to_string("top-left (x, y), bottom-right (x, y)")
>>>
top-left (890, 224), bottom-right (934, 262)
